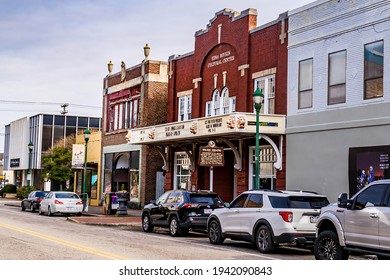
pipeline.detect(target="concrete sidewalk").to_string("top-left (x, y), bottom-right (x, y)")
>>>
top-left (1, 198), bottom-right (142, 228)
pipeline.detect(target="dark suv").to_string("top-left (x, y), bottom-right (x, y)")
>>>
top-left (142, 190), bottom-right (223, 236)
top-left (21, 191), bottom-right (49, 212)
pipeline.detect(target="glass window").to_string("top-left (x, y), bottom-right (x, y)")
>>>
top-left (212, 90), bottom-right (220, 115)
top-left (205, 101), bottom-right (212, 117)
top-left (328, 50), bottom-right (346, 105)
top-left (364, 41), bottom-right (384, 99)
top-left (229, 96), bottom-right (236, 113)
top-left (66, 116), bottom-right (77, 127)
top-left (132, 99), bottom-right (139, 127)
top-left (78, 117), bottom-right (88, 128)
top-left (249, 146), bottom-right (276, 190)
top-left (246, 194), bottom-right (263, 208)
top-left (254, 75), bottom-right (275, 114)
top-left (157, 192), bottom-right (170, 204)
top-left (54, 116), bottom-right (65, 126)
top-left (355, 184), bottom-right (387, 209)
top-left (298, 58), bottom-right (313, 109)
top-left (221, 88), bottom-right (230, 114)
top-left (178, 95), bottom-right (192, 121)
top-left (174, 152), bottom-right (191, 190)
top-left (231, 194), bottom-right (248, 208)
top-left (89, 118), bottom-right (100, 129)
top-left (43, 115), bottom-right (53, 125)
top-left (130, 151), bottom-right (140, 170)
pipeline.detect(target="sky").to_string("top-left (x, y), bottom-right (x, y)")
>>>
top-left (0, 0), bottom-right (315, 152)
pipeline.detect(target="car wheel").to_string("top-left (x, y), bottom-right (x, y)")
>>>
top-left (47, 206), bottom-right (53, 216)
top-left (255, 225), bottom-right (275, 253)
top-left (76, 212), bottom-right (82, 217)
top-left (30, 204), bottom-right (35, 213)
top-left (21, 203), bottom-right (26, 212)
top-left (314, 230), bottom-right (349, 260)
top-left (142, 214), bottom-right (154, 232)
top-left (169, 216), bottom-right (182, 237)
top-left (208, 220), bottom-right (225, 245)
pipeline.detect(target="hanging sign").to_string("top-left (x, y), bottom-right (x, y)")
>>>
top-left (198, 141), bottom-right (224, 167)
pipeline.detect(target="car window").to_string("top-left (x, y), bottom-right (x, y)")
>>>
top-left (246, 194), bottom-right (263, 208)
top-left (36, 191), bottom-right (48, 197)
top-left (269, 195), bottom-right (329, 209)
top-left (230, 194), bottom-right (248, 208)
top-left (355, 184), bottom-right (388, 209)
top-left (190, 194), bottom-right (223, 204)
top-left (166, 192), bottom-right (180, 203)
top-left (55, 193), bottom-right (80, 199)
top-left (156, 192), bottom-right (170, 204)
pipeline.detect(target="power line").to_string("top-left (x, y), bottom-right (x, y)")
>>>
top-left (0, 100), bottom-right (101, 109)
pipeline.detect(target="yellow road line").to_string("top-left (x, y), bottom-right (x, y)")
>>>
top-left (0, 222), bottom-right (129, 260)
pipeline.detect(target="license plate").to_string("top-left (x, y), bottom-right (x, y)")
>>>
top-left (66, 207), bottom-right (74, 210)
top-left (204, 209), bottom-right (212, 214)
top-left (310, 216), bottom-right (318, 223)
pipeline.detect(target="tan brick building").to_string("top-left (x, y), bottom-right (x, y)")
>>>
top-left (101, 47), bottom-right (168, 208)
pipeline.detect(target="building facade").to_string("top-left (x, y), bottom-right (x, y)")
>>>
top-left (3, 114), bottom-right (101, 191)
top-left (127, 9), bottom-right (288, 202)
top-left (101, 50), bottom-right (169, 208)
top-left (287, 0), bottom-right (390, 202)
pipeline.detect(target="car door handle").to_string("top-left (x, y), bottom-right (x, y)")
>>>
top-left (369, 213), bottom-right (378, 218)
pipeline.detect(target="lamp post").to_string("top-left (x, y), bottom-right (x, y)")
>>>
top-left (253, 87), bottom-right (264, 190)
top-left (27, 141), bottom-right (33, 194)
top-left (82, 129), bottom-right (91, 210)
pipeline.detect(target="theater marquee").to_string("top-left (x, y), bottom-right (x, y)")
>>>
top-left (126, 112), bottom-right (286, 145)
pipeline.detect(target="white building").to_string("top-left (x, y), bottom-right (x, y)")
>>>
top-left (286, 0), bottom-right (390, 202)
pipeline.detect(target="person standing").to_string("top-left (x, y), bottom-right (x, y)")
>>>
top-left (367, 166), bottom-right (375, 183)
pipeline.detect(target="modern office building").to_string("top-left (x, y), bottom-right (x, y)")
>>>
top-left (286, 0), bottom-right (390, 202)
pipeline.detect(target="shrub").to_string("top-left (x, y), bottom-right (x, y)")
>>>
top-left (0, 184), bottom-right (17, 197)
top-left (16, 186), bottom-right (39, 199)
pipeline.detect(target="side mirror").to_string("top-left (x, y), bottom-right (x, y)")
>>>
top-left (337, 193), bottom-right (348, 208)
top-left (223, 202), bottom-right (231, 208)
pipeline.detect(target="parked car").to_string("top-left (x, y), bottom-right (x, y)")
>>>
top-left (207, 189), bottom-right (329, 253)
top-left (39, 191), bottom-right (83, 216)
top-left (314, 180), bottom-right (390, 260)
top-left (142, 190), bottom-right (224, 236)
top-left (21, 190), bottom-right (49, 212)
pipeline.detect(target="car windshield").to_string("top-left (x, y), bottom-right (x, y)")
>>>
top-left (189, 194), bottom-right (222, 204)
top-left (269, 196), bottom-right (329, 209)
top-left (55, 193), bottom-right (79, 199)
top-left (36, 191), bottom-right (48, 197)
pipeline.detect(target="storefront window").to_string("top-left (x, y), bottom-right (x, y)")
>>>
top-left (249, 146), bottom-right (276, 190)
top-left (129, 151), bottom-right (140, 207)
top-left (174, 152), bottom-right (191, 190)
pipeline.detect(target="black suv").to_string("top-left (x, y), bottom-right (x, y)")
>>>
top-left (142, 190), bottom-right (223, 236)
top-left (21, 191), bottom-right (49, 212)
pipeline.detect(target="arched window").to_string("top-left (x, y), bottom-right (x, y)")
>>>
top-left (212, 89), bottom-right (220, 115)
top-left (221, 87), bottom-right (230, 114)
top-left (205, 88), bottom-right (236, 117)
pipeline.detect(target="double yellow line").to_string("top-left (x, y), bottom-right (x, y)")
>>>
top-left (0, 222), bottom-right (129, 260)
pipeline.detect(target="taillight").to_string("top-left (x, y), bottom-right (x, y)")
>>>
top-left (37, 198), bottom-right (42, 203)
top-left (183, 203), bottom-right (200, 208)
top-left (279, 211), bottom-right (293, 223)
top-left (54, 200), bottom-right (63, 205)
top-left (76, 200), bottom-right (83, 205)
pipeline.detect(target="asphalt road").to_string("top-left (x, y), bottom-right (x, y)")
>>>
top-left (0, 199), bottom-right (369, 261)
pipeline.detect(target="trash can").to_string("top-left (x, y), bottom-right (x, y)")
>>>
top-left (102, 192), bottom-right (119, 215)
top-left (115, 191), bottom-right (129, 216)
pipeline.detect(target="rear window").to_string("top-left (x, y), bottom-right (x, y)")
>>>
top-left (269, 196), bottom-right (329, 209)
top-left (36, 192), bottom-right (48, 197)
top-left (55, 193), bottom-right (80, 199)
top-left (189, 194), bottom-right (222, 204)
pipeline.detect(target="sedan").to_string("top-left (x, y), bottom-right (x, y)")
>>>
top-left (39, 191), bottom-right (83, 216)
top-left (21, 190), bottom-right (49, 212)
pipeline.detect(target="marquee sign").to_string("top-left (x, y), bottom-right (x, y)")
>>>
top-left (126, 112), bottom-right (285, 145)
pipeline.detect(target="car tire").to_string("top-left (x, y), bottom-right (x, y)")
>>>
top-left (208, 220), bottom-right (225, 245)
top-left (21, 203), bottom-right (26, 211)
top-left (314, 230), bottom-right (349, 260)
top-left (47, 206), bottom-right (53, 216)
top-left (142, 214), bottom-right (154, 232)
top-left (38, 206), bottom-right (43, 215)
top-left (169, 216), bottom-right (182, 237)
top-left (255, 225), bottom-right (275, 253)
top-left (30, 204), bottom-right (35, 213)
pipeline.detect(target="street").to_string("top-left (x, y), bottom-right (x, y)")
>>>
top-left (0, 200), bottom-right (321, 260)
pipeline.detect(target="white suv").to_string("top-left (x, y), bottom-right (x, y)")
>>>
top-left (207, 189), bottom-right (329, 253)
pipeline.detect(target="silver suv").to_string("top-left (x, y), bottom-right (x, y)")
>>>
top-left (314, 180), bottom-right (390, 260)
top-left (207, 189), bottom-right (329, 253)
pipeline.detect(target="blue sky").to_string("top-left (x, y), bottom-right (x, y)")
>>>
top-left (0, 0), bottom-right (315, 151)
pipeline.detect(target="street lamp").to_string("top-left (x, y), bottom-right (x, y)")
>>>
top-left (82, 129), bottom-right (91, 210)
top-left (253, 87), bottom-right (264, 190)
top-left (27, 141), bottom-right (33, 194)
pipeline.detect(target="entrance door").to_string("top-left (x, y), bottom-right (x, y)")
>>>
top-left (156, 171), bottom-right (165, 200)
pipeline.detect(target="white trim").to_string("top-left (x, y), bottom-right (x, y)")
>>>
top-left (177, 89), bottom-right (193, 97)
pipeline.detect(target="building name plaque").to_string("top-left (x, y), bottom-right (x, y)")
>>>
top-left (198, 141), bottom-right (224, 167)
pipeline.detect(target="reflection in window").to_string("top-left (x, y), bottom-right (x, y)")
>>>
top-left (364, 41), bottom-right (384, 99)
top-left (328, 50), bottom-right (346, 105)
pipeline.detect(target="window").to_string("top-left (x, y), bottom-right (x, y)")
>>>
top-left (231, 194), bottom-right (248, 208)
top-left (364, 41), bottom-right (384, 99)
top-left (108, 98), bottom-right (139, 132)
top-left (355, 184), bottom-right (387, 209)
top-left (178, 95), bottom-right (192, 121)
top-left (298, 58), bottom-right (313, 109)
top-left (174, 152), bottom-right (191, 190)
top-left (249, 146), bottom-right (276, 190)
top-left (328, 50), bottom-right (346, 105)
top-left (254, 75), bottom-right (275, 114)
top-left (246, 194), bottom-right (263, 208)
top-left (206, 88), bottom-right (236, 117)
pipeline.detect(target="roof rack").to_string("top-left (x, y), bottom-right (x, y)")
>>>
top-left (248, 189), bottom-right (282, 193)
top-left (287, 190), bottom-right (319, 194)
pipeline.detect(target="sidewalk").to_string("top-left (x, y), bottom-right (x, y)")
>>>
top-left (1, 198), bottom-right (142, 228)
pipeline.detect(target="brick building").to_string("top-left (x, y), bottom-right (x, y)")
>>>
top-left (127, 9), bottom-right (288, 202)
top-left (102, 47), bottom-right (168, 208)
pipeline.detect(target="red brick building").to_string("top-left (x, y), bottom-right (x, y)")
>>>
top-left (128, 9), bottom-right (287, 202)
top-left (102, 47), bottom-right (168, 208)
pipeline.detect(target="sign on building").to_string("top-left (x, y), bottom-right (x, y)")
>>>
top-left (72, 144), bottom-right (85, 168)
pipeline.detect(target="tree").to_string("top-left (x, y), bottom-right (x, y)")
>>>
top-left (41, 146), bottom-right (73, 190)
